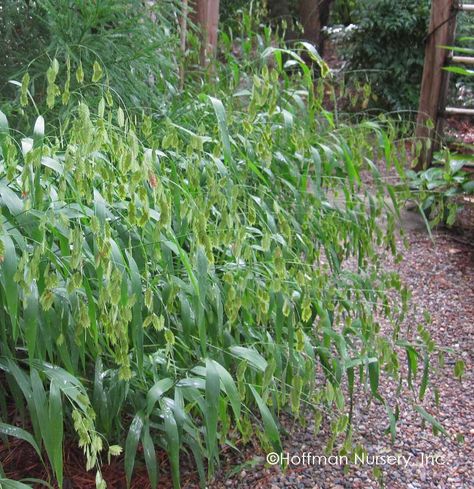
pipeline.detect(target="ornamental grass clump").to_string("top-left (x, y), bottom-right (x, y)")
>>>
top-left (0, 0), bottom-right (180, 127)
top-left (0, 51), bottom-right (443, 489)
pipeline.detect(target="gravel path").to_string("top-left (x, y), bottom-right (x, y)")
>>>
top-left (210, 228), bottom-right (474, 489)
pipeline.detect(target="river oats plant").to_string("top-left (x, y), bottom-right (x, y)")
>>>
top-left (0, 15), bottom-right (445, 489)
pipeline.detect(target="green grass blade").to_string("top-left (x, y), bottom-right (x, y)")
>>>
top-left (249, 385), bottom-right (282, 455)
top-left (229, 346), bottom-right (268, 372)
top-left (125, 411), bottom-right (144, 487)
top-left (205, 358), bottom-right (220, 473)
top-left (142, 421), bottom-right (158, 489)
top-left (0, 423), bottom-right (42, 461)
top-left (0, 232), bottom-right (18, 337)
top-left (0, 479), bottom-right (35, 489)
top-left (162, 403), bottom-right (181, 489)
top-left (146, 378), bottom-right (174, 415)
top-left (414, 405), bottom-right (447, 436)
top-left (209, 96), bottom-right (233, 167)
top-left (126, 250), bottom-right (144, 374)
top-left (48, 381), bottom-right (63, 487)
top-left (211, 360), bottom-right (241, 420)
top-left (24, 282), bottom-right (39, 363)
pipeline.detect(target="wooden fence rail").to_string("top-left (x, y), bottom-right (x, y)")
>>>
top-left (415, 1), bottom-right (474, 169)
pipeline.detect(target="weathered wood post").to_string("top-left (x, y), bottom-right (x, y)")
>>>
top-left (180, 0), bottom-right (189, 89)
top-left (192, 0), bottom-right (220, 66)
top-left (415, 0), bottom-right (457, 169)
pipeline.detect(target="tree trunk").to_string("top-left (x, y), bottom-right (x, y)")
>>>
top-left (267, 0), bottom-right (334, 53)
top-left (267, 0), bottom-right (292, 22)
top-left (298, 0), bottom-right (333, 54)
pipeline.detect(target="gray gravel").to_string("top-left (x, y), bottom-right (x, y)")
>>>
top-left (208, 228), bottom-right (474, 489)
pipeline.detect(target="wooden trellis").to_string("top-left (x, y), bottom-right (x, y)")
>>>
top-left (415, 0), bottom-right (474, 168)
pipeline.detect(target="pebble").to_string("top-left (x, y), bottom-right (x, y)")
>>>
top-left (208, 234), bottom-right (474, 489)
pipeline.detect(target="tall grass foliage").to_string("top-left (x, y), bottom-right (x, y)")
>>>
top-left (0, 0), bottom-right (180, 129)
top-left (0, 6), bottom-right (446, 489)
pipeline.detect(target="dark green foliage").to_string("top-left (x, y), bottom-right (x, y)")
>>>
top-left (220, 0), bottom-right (253, 20)
top-left (408, 153), bottom-right (474, 227)
top-left (0, 1), bottom-right (50, 99)
top-left (345, 0), bottom-right (430, 111)
top-left (331, 0), bottom-right (357, 25)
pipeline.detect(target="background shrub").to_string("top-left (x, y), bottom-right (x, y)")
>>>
top-left (344, 0), bottom-right (430, 111)
top-left (330, 0), bottom-right (357, 25)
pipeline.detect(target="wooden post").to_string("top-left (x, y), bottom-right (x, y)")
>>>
top-left (179, 0), bottom-right (189, 89)
top-left (415, 0), bottom-right (457, 169)
top-left (192, 0), bottom-right (220, 66)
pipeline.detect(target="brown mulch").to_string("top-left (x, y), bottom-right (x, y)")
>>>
top-left (0, 437), bottom-right (203, 488)
top-left (444, 116), bottom-right (474, 151)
